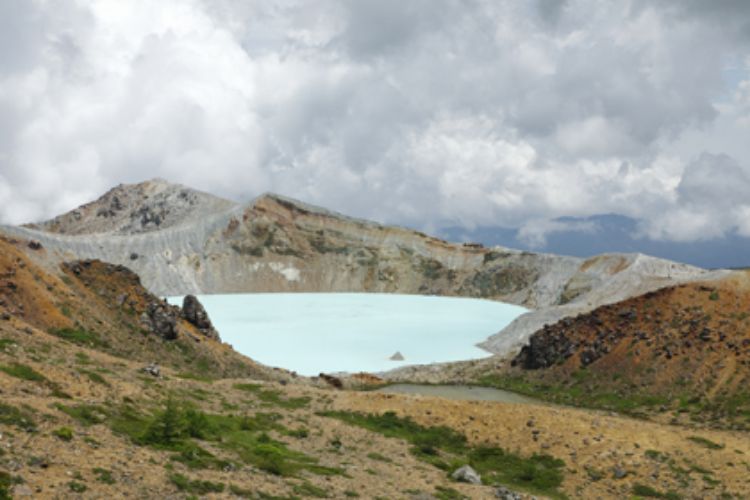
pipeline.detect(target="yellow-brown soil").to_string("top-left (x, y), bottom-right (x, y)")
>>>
top-left (2, 235), bottom-right (749, 498)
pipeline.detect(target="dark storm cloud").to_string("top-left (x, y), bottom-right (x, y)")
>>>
top-left (0, 0), bottom-right (748, 243)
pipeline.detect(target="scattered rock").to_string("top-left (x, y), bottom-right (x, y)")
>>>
top-left (142, 363), bottom-right (160, 377)
top-left (1, 312), bottom-right (10, 321)
top-left (451, 464), bottom-right (481, 484)
top-left (613, 466), bottom-right (628, 479)
top-left (27, 240), bottom-right (42, 250)
top-left (389, 351), bottom-right (405, 361)
top-left (495, 486), bottom-right (523, 499)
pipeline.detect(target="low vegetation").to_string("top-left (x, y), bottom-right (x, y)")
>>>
top-left (0, 402), bottom-right (36, 432)
top-left (169, 473), bottom-right (225, 494)
top-left (0, 363), bottom-right (47, 383)
top-left (58, 398), bottom-right (341, 478)
top-left (233, 383), bottom-right (311, 409)
top-left (476, 372), bottom-right (669, 417)
top-left (48, 327), bottom-right (108, 348)
top-left (320, 411), bottom-right (565, 498)
top-left (631, 483), bottom-right (681, 499)
top-left (687, 436), bottom-right (724, 450)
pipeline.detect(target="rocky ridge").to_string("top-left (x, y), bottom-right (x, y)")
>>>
top-left (23, 178), bottom-right (237, 235)
top-left (1, 179), bottom-right (726, 357)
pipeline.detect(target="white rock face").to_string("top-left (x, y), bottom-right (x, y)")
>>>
top-left (2, 180), bottom-right (724, 358)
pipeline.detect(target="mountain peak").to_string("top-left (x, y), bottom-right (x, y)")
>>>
top-left (25, 179), bottom-right (238, 236)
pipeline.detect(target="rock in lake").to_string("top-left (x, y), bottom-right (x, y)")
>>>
top-left (389, 351), bottom-right (405, 361)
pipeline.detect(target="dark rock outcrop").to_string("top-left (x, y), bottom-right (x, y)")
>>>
top-left (142, 301), bottom-right (180, 340)
top-left (512, 324), bottom-right (576, 369)
top-left (182, 294), bottom-right (220, 341)
top-left (319, 373), bottom-right (343, 389)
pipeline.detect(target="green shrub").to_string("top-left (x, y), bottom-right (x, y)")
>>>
top-left (92, 467), bottom-right (115, 484)
top-left (141, 399), bottom-right (186, 446)
top-left (52, 427), bottom-right (73, 441)
top-left (68, 481), bottom-right (87, 493)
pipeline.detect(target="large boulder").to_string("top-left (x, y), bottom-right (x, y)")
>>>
top-left (181, 294), bottom-right (220, 341)
top-left (451, 465), bottom-right (481, 484)
top-left (141, 301), bottom-right (179, 340)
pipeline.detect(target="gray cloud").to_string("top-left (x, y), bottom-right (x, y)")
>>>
top-left (0, 0), bottom-right (748, 245)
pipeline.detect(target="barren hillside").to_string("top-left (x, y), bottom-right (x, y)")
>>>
top-left (1, 235), bottom-right (749, 499)
top-left (1, 180), bottom-right (724, 357)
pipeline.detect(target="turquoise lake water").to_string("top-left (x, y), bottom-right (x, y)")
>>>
top-left (168, 293), bottom-right (526, 376)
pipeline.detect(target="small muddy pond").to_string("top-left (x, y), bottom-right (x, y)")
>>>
top-left (377, 384), bottom-right (541, 404)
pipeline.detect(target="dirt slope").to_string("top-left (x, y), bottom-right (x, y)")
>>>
top-left (1, 235), bottom-right (749, 499)
top-left (499, 274), bottom-right (750, 430)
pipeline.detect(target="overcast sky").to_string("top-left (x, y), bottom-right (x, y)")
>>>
top-left (1, 0), bottom-right (749, 244)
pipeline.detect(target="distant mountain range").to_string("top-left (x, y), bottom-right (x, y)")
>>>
top-left (440, 214), bottom-right (750, 270)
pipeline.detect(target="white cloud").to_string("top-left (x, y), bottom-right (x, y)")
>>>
top-left (0, 0), bottom-right (748, 245)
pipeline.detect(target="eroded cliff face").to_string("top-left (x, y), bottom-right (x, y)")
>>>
top-left (1, 181), bottom-right (722, 356)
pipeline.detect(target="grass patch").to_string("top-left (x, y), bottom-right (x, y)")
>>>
top-left (435, 485), bottom-right (467, 499)
top-left (0, 338), bottom-right (16, 353)
top-left (48, 327), bottom-right (108, 348)
top-left (52, 426), bottom-right (73, 441)
top-left (74, 352), bottom-right (91, 365)
top-left (0, 402), bottom-right (36, 431)
top-left (687, 436), bottom-right (724, 450)
top-left (76, 398), bottom-right (342, 478)
top-left (645, 449), bottom-right (668, 462)
top-left (477, 373), bottom-right (669, 417)
top-left (320, 411), bottom-right (565, 498)
top-left (233, 383), bottom-right (311, 409)
top-left (55, 403), bottom-right (109, 426)
top-left (175, 371), bottom-right (215, 383)
top-left (367, 452), bottom-right (392, 462)
top-left (0, 471), bottom-right (22, 499)
top-left (92, 467), bottom-right (115, 484)
top-left (68, 481), bottom-right (87, 493)
top-left (0, 363), bottom-right (46, 382)
top-left (78, 369), bottom-right (110, 386)
top-left (632, 483), bottom-right (681, 499)
top-left (292, 481), bottom-right (328, 497)
top-left (169, 473), bottom-right (225, 494)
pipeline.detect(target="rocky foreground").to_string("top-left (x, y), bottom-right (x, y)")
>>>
top-left (0, 213), bottom-right (749, 497)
